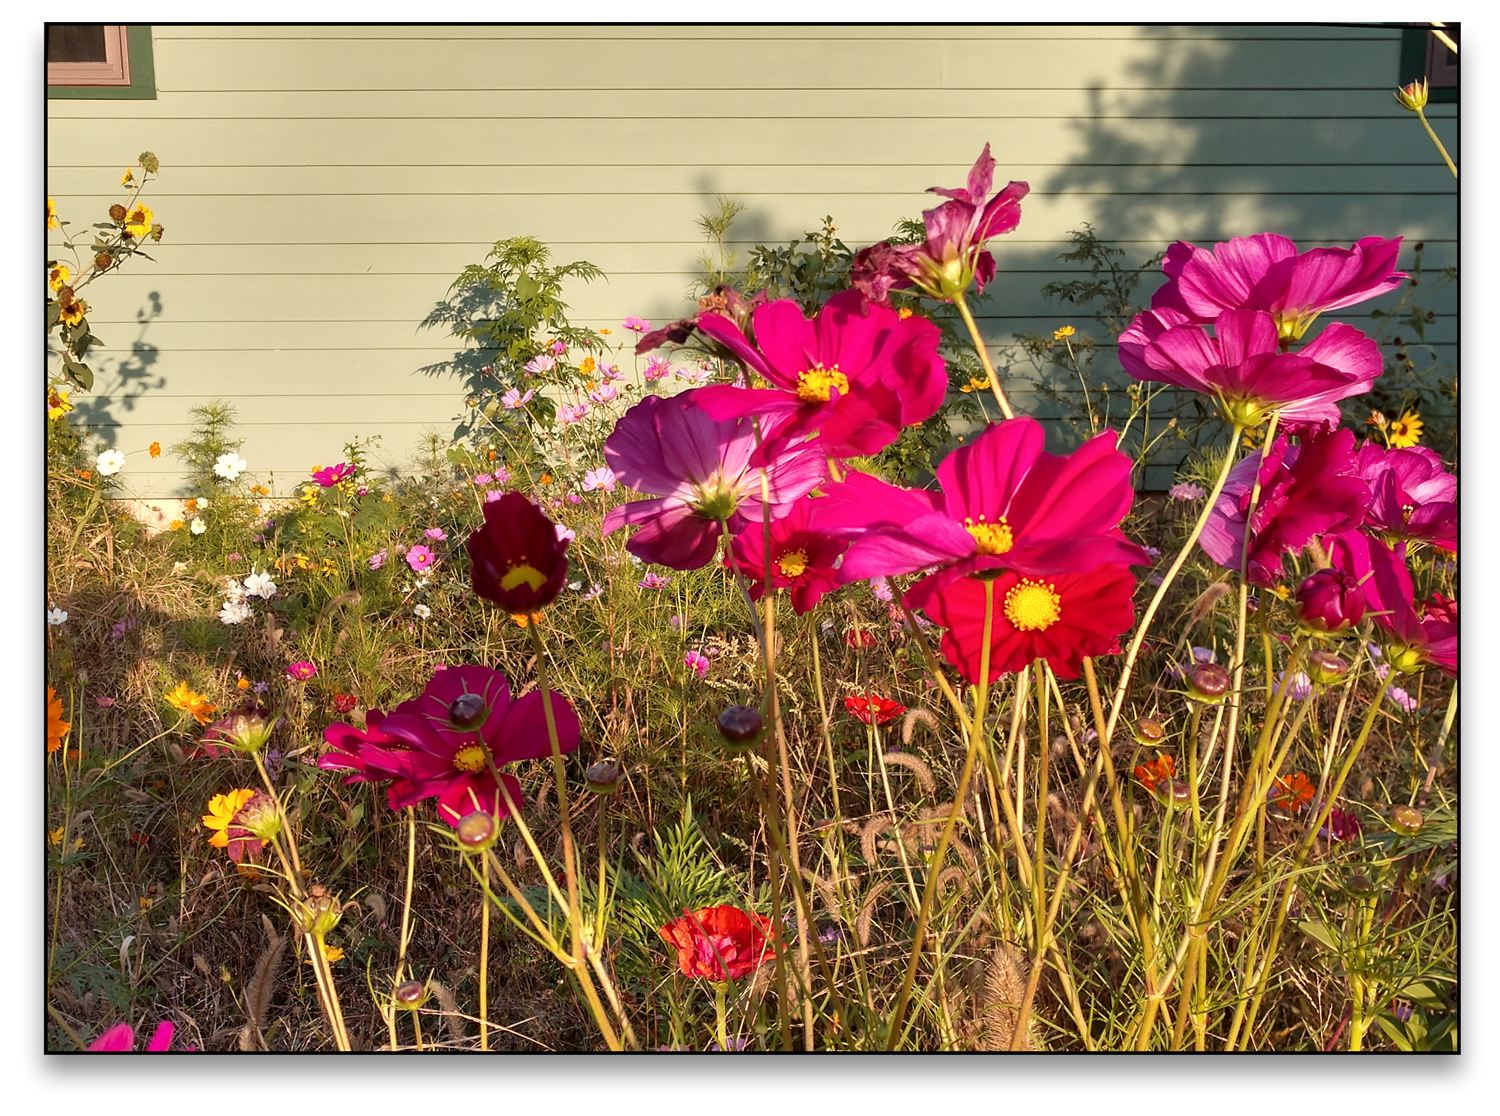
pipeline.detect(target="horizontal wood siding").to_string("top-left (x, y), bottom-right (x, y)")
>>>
top-left (47, 24), bottom-right (1457, 495)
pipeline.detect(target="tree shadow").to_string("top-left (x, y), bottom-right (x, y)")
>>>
top-left (71, 293), bottom-right (167, 446)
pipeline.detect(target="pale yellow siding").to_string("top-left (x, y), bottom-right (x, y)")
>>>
top-left (47, 24), bottom-right (1457, 496)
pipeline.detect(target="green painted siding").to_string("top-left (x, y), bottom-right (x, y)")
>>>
top-left (47, 24), bottom-right (1457, 496)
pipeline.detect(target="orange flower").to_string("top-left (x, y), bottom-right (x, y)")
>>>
top-left (538, 473), bottom-right (553, 485)
top-left (843, 693), bottom-right (906, 726)
top-left (510, 611), bottom-right (545, 628)
top-left (168, 520), bottom-right (184, 531)
top-left (201, 788), bottom-right (257, 849)
top-left (1269, 771), bottom-right (1315, 811)
top-left (578, 356), bottom-right (597, 376)
top-left (1134, 753), bottom-right (1176, 794)
top-left (659, 905), bottom-right (776, 983)
top-left (148, 441), bottom-right (162, 458)
top-left (47, 687), bottom-right (71, 753)
top-left (165, 681), bottom-right (218, 726)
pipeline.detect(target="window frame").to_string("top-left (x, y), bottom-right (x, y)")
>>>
top-left (46, 25), bottom-right (156, 100)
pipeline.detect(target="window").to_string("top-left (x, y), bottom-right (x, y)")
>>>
top-left (46, 25), bottom-right (156, 100)
top-left (1399, 25), bottom-right (1457, 104)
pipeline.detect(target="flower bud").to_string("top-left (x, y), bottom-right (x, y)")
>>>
top-left (1132, 717), bottom-right (1166, 746)
top-left (1306, 649), bottom-right (1350, 687)
top-left (1344, 871), bottom-right (1380, 898)
top-left (299, 886), bottom-right (342, 936)
top-left (1394, 78), bottom-right (1429, 112)
top-left (234, 794), bottom-right (282, 843)
top-left (1389, 804), bottom-right (1424, 837)
top-left (1294, 568), bottom-right (1364, 634)
top-left (584, 760), bottom-right (622, 795)
top-left (1383, 643), bottom-right (1426, 676)
top-left (1164, 780), bottom-right (1191, 808)
top-left (206, 704), bottom-right (275, 753)
top-left (1186, 662), bottom-right (1231, 704)
top-left (455, 810), bottom-right (499, 853)
top-left (447, 692), bottom-right (488, 731)
top-left (393, 980), bottom-right (429, 1011)
top-left (717, 705), bottom-right (764, 753)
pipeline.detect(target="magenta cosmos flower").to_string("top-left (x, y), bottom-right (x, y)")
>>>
top-left (814, 416), bottom-right (1149, 588)
top-left (1326, 532), bottom-right (1456, 678)
top-left (1118, 307), bottom-right (1382, 431)
top-left (906, 564), bottom-right (1137, 683)
top-left (850, 143), bottom-right (1029, 304)
top-left (727, 494), bottom-right (848, 614)
top-left (89, 1020), bottom-right (175, 1051)
top-left (602, 391), bottom-right (826, 569)
top-left (1199, 428), bottom-right (1370, 586)
top-left (1354, 441), bottom-right (1456, 552)
top-left (1150, 233), bottom-right (1406, 343)
top-left (466, 492), bottom-right (570, 613)
top-left (311, 462), bottom-right (355, 488)
top-left (692, 289), bottom-right (947, 459)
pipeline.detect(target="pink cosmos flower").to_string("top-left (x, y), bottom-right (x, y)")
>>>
top-left (636, 286), bottom-right (768, 357)
top-left (589, 382), bottom-right (619, 405)
top-left (502, 387), bottom-right (535, 409)
top-left (369, 549), bottom-right (388, 570)
top-left (693, 289), bottom-right (947, 459)
top-left (727, 494), bottom-right (848, 614)
top-left (424, 527), bottom-right (448, 542)
top-left (624, 316), bottom-right (650, 332)
top-left (473, 473), bottom-right (494, 486)
top-left (555, 523), bottom-right (576, 544)
top-left (600, 362), bottom-right (625, 382)
top-left (406, 544), bottom-right (436, 573)
top-left (602, 391), bottom-right (826, 569)
top-left (814, 416), bottom-right (1149, 588)
top-left (492, 466), bottom-right (511, 486)
top-left (582, 466), bottom-right (617, 492)
top-left (311, 463), bottom-right (355, 488)
top-left (1149, 233), bottom-right (1406, 342)
top-left (549, 340), bottom-right (567, 356)
top-left (559, 402), bottom-right (590, 424)
top-left (643, 356), bottom-right (672, 381)
top-left (1169, 482), bottom-right (1205, 501)
top-left (850, 143), bottom-right (1029, 303)
top-left (676, 364), bottom-right (713, 385)
top-left (1354, 441), bottom-right (1456, 551)
top-left (89, 1020), bottom-right (176, 1051)
top-left (639, 571), bottom-right (671, 590)
top-left (1118, 308), bottom-right (1382, 431)
top-left (1326, 532), bottom-right (1456, 677)
top-left (1199, 428), bottom-right (1370, 586)
top-left (524, 354), bottom-right (556, 375)
top-left (684, 650), bottom-right (710, 677)
top-left (286, 661), bottom-right (317, 680)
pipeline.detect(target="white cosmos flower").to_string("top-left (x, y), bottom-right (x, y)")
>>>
top-left (218, 599), bottom-right (253, 625)
top-left (214, 452), bottom-right (248, 481)
top-left (197, 496), bottom-right (210, 510)
top-left (47, 604), bottom-right (68, 625)
top-left (190, 517), bottom-right (207, 535)
top-left (242, 569), bottom-right (277, 599)
top-left (413, 604), bottom-right (433, 619)
top-left (96, 449), bottom-right (126, 475)
top-left (223, 578), bottom-right (246, 604)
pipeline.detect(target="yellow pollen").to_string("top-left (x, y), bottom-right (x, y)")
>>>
top-left (1004, 579), bottom-right (1062, 632)
top-left (500, 563), bottom-right (546, 591)
top-left (795, 364), bottom-right (850, 403)
top-left (964, 515), bottom-right (1014, 556)
top-left (452, 745), bottom-right (488, 773)
top-left (776, 549), bottom-right (809, 578)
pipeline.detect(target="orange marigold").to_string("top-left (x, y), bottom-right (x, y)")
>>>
top-left (47, 686), bottom-right (71, 753)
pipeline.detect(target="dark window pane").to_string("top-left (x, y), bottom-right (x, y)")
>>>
top-left (47, 25), bottom-right (108, 63)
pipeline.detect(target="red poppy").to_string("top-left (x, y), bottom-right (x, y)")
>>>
top-left (467, 492), bottom-right (570, 613)
top-left (1268, 772), bottom-right (1315, 811)
top-left (659, 905), bottom-right (776, 983)
top-left (1134, 754), bottom-right (1176, 794)
top-left (844, 693), bottom-right (906, 726)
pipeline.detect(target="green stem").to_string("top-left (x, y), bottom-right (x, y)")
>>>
top-left (1415, 106), bottom-right (1458, 177)
top-left (953, 289), bottom-right (1015, 419)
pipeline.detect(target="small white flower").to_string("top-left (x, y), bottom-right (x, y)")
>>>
top-left (96, 449), bottom-right (126, 476)
top-left (214, 452), bottom-right (248, 481)
top-left (171, 561), bottom-right (188, 575)
top-left (223, 578), bottom-right (246, 604)
top-left (242, 569), bottom-right (277, 599)
top-left (47, 604), bottom-right (68, 625)
top-left (190, 517), bottom-right (207, 535)
top-left (567, 581), bottom-right (582, 591)
top-left (218, 599), bottom-right (253, 625)
top-left (196, 497), bottom-right (210, 510)
top-left (413, 604), bottom-right (433, 619)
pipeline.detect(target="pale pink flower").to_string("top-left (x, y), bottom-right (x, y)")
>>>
top-left (424, 527), bottom-right (448, 541)
top-left (588, 383), bottom-right (619, 404)
top-left (684, 650), bottom-right (710, 677)
top-left (556, 523), bottom-right (577, 543)
top-left (643, 356), bottom-right (672, 382)
top-left (524, 355), bottom-right (556, 375)
top-left (624, 316), bottom-right (650, 332)
top-left (582, 467), bottom-right (618, 493)
top-left (502, 387), bottom-right (535, 409)
top-left (559, 402), bottom-right (590, 424)
top-left (639, 571), bottom-right (672, 590)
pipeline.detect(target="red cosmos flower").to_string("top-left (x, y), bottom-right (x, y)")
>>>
top-left (318, 708), bottom-right (421, 806)
top-left (1322, 807), bottom-right (1362, 843)
top-left (467, 492), bottom-right (570, 613)
top-left (844, 693), bottom-right (905, 726)
top-left (1134, 754), bottom-right (1176, 794)
top-left (1148, 233), bottom-right (1406, 343)
top-left (817, 416), bottom-right (1148, 588)
top-left (311, 462), bottom-right (356, 488)
top-left (1118, 307), bottom-right (1382, 431)
top-left (905, 564), bottom-right (1137, 683)
top-left (634, 285), bottom-right (767, 357)
top-left (1354, 441), bottom-right (1456, 552)
top-left (692, 289), bottom-right (947, 459)
top-left (1269, 772), bottom-right (1315, 811)
top-left (844, 628), bottom-right (878, 650)
top-left (332, 693), bottom-right (358, 714)
top-left (850, 143), bottom-right (1029, 303)
top-left (726, 495), bottom-right (847, 614)
top-left (1199, 428), bottom-right (1370, 586)
top-left (659, 905), bottom-right (776, 983)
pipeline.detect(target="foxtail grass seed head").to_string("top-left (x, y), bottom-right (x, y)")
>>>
top-left (1133, 717), bottom-right (1166, 746)
top-left (393, 980), bottom-right (430, 1010)
top-left (300, 886), bottom-right (342, 936)
top-left (585, 760), bottom-right (622, 795)
top-left (455, 810), bottom-right (499, 852)
top-left (1186, 662), bottom-right (1231, 704)
top-left (1306, 649), bottom-right (1351, 687)
top-left (1389, 804), bottom-right (1425, 836)
top-left (446, 692), bottom-right (488, 731)
top-left (717, 705), bottom-right (765, 753)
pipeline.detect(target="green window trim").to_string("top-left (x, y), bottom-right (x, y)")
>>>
top-left (47, 25), bottom-right (156, 100)
top-left (1398, 26), bottom-right (1457, 105)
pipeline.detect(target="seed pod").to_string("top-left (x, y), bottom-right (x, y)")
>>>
top-left (455, 811), bottom-right (499, 853)
top-left (1132, 717), bottom-right (1166, 746)
top-left (1186, 662), bottom-right (1231, 704)
top-left (584, 760), bottom-right (621, 795)
top-left (717, 705), bottom-right (764, 753)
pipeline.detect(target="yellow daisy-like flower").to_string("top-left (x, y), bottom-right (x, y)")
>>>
top-left (202, 788), bottom-right (258, 849)
top-left (305, 942), bottom-right (345, 965)
top-left (578, 356), bottom-right (597, 376)
top-left (1054, 325), bottom-right (1076, 341)
top-left (58, 297), bottom-right (88, 327)
top-left (48, 264), bottom-right (70, 293)
top-left (958, 375), bottom-right (989, 394)
top-left (123, 204), bottom-right (154, 239)
top-left (47, 196), bottom-right (58, 230)
top-left (1387, 410), bottom-right (1424, 449)
top-left (47, 686), bottom-right (71, 754)
top-left (47, 388), bottom-right (73, 421)
top-left (165, 680), bottom-right (218, 726)
top-left (168, 519), bottom-right (184, 531)
top-left (121, 168), bottom-right (134, 186)
top-left (598, 327), bottom-right (612, 335)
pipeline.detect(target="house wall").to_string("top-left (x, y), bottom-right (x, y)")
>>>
top-left (47, 24), bottom-right (1458, 496)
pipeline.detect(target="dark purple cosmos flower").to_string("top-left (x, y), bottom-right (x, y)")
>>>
top-left (467, 492), bottom-right (570, 613)
top-left (1149, 233), bottom-right (1406, 343)
top-left (726, 495), bottom-right (848, 614)
top-left (905, 564), bottom-right (1137, 682)
top-left (1118, 308), bottom-right (1382, 431)
top-left (693, 290), bottom-right (947, 459)
top-left (319, 709), bottom-right (423, 806)
top-left (1325, 532), bottom-right (1456, 678)
top-left (814, 416), bottom-right (1149, 588)
top-left (1354, 441), bottom-right (1457, 552)
top-left (602, 391), bottom-right (826, 570)
top-left (850, 143), bottom-right (1029, 303)
top-left (1199, 428), bottom-right (1370, 586)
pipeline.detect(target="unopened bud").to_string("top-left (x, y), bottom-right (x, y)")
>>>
top-left (1394, 78), bottom-right (1429, 112)
top-left (447, 692), bottom-right (488, 731)
top-left (1186, 663), bottom-right (1231, 704)
top-left (393, 980), bottom-right (429, 1010)
top-left (234, 793), bottom-right (282, 843)
top-left (1295, 568), bottom-right (1364, 635)
top-left (455, 810), bottom-right (499, 852)
top-left (1165, 780), bottom-right (1191, 807)
top-left (300, 886), bottom-right (341, 936)
top-left (1306, 649), bottom-right (1350, 687)
top-left (207, 704), bottom-right (275, 753)
top-left (584, 760), bottom-right (622, 795)
top-left (1389, 804), bottom-right (1424, 837)
top-left (717, 705), bottom-right (764, 753)
top-left (1345, 871), bottom-right (1380, 898)
top-left (1133, 717), bottom-right (1166, 746)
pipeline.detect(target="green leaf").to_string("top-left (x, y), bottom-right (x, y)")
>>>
top-left (1297, 920), bottom-right (1341, 952)
top-left (1375, 1015), bottom-right (1413, 1050)
top-left (62, 357), bottom-right (94, 392)
top-left (514, 273), bottom-right (540, 300)
top-left (46, 302), bottom-right (61, 329)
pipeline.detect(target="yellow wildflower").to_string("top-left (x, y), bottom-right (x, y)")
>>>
top-left (47, 388), bottom-right (73, 420)
top-left (1387, 410), bottom-right (1424, 449)
top-left (183, 498), bottom-right (198, 514)
top-left (57, 294), bottom-right (88, 327)
top-left (48, 264), bottom-right (70, 293)
top-left (599, 327), bottom-right (612, 335)
top-left (139, 897), bottom-right (153, 911)
top-left (47, 686), bottom-right (71, 754)
top-left (578, 356), bottom-right (597, 376)
top-left (165, 680), bottom-right (218, 726)
top-left (201, 788), bottom-right (257, 849)
top-left (121, 168), bottom-right (134, 186)
top-left (958, 375), bottom-right (989, 393)
top-left (123, 204), bottom-right (154, 240)
top-left (306, 942), bottom-right (345, 965)
top-left (168, 519), bottom-right (184, 531)
top-left (510, 611), bottom-right (544, 628)
top-left (48, 197), bottom-right (59, 229)
top-left (1054, 325), bottom-right (1076, 341)
top-left (49, 827), bottom-right (85, 854)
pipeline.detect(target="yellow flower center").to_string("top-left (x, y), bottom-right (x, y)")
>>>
top-left (500, 563), bottom-right (546, 591)
top-left (1401, 503), bottom-right (1415, 524)
top-left (795, 364), bottom-right (850, 403)
top-left (776, 549), bottom-right (809, 578)
top-left (1004, 579), bottom-right (1062, 632)
top-left (452, 745), bottom-right (488, 773)
top-left (964, 515), bottom-right (1014, 556)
